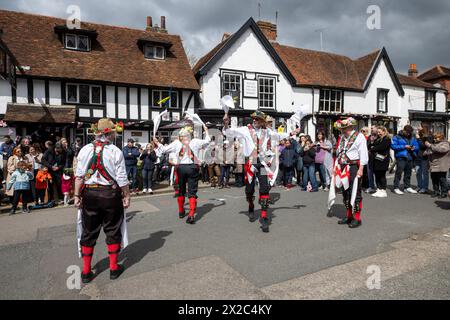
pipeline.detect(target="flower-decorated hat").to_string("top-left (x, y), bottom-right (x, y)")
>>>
top-left (179, 126), bottom-right (194, 137)
top-left (91, 118), bottom-right (124, 135)
top-left (251, 111), bottom-right (267, 122)
top-left (335, 117), bottom-right (358, 130)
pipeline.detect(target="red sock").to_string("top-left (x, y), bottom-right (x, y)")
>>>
top-left (354, 202), bottom-right (362, 221)
top-left (260, 195), bottom-right (270, 219)
top-left (107, 243), bottom-right (121, 271)
top-left (188, 198), bottom-right (197, 217)
top-left (177, 196), bottom-right (185, 213)
top-left (261, 210), bottom-right (267, 219)
top-left (81, 246), bottom-right (94, 275)
top-left (346, 208), bottom-right (353, 219)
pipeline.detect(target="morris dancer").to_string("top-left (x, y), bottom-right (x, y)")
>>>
top-left (333, 117), bottom-right (368, 229)
top-left (74, 118), bottom-right (130, 283)
top-left (154, 125), bottom-right (210, 224)
top-left (223, 111), bottom-right (294, 233)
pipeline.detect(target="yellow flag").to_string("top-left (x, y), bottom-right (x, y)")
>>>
top-left (157, 96), bottom-right (170, 105)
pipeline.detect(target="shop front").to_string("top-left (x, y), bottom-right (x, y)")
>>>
top-left (409, 111), bottom-right (450, 137)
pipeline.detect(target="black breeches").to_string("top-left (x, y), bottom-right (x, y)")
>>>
top-left (342, 164), bottom-right (363, 213)
top-left (245, 166), bottom-right (271, 198)
top-left (176, 164), bottom-right (200, 199)
top-left (80, 188), bottom-right (124, 247)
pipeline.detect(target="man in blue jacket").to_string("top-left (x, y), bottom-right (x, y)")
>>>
top-left (122, 138), bottom-right (141, 193)
top-left (391, 125), bottom-right (419, 195)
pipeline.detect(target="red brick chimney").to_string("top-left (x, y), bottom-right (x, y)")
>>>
top-left (408, 63), bottom-right (418, 78)
top-left (257, 20), bottom-right (277, 42)
top-left (146, 16), bottom-right (153, 31)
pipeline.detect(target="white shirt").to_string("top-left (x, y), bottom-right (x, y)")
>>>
top-left (75, 143), bottom-right (129, 187)
top-left (224, 126), bottom-right (288, 157)
top-left (156, 136), bottom-right (211, 165)
top-left (337, 131), bottom-right (369, 166)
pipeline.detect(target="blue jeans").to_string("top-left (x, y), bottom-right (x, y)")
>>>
top-left (126, 165), bottom-right (138, 190)
top-left (415, 159), bottom-right (429, 191)
top-left (283, 166), bottom-right (295, 186)
top-left (367, 165), bottom-right (376, 189)
top-left (315, 163), bottom-right (327, 188)
top-left (303, 165), bottom-right (318, 191)
top-left (142, 168), bottom-right (154, 190)
top-left (219, 165), bottom-right (231, 185)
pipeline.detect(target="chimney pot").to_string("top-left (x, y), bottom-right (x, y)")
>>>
top-left (146, 16), bottom-right (153, 31)
top-left (408, 63), bottom-right (418, 78)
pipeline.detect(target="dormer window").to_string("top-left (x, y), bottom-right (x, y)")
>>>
top-left (65, 34), bottom-right (90, 52)
top-left (144, 45), bottom-right (165, 60)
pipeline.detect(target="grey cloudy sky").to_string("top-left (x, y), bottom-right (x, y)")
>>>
top-left (1, 0), bottom-right (449, 74)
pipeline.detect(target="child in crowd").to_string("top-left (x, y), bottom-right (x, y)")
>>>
top-left (35, 166), bottom-right (52, 205)
top-left (62, 168), bottom-right (74, 206)
top-left (6, 161), bottom-right (34, 215)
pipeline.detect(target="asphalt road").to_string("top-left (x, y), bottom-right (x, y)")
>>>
top-left (0, 179), bottom-right (449, 300)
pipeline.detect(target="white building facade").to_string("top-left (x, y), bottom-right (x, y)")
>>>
top-left (194, 18), bottom-right (448, 137)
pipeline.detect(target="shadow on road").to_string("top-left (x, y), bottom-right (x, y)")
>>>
top-left (327, 204), bottom-right (347, 220)
top-left (435, 201), bottom-right (450, 210)
top-left (196, 200), bottom-right (226, 222)
top-left (93, 230), bottom-right (173, 275)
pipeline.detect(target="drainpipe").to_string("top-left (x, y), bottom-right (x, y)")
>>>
top-left (311, 87), bottom-right (317, 132)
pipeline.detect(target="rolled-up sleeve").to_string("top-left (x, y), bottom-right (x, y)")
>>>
top-left (75, 146), bottom-right (90, 178)
top-left (115, 150), bottom-right (129, 187)
top-left (358, 135), bottom-right (369, 166)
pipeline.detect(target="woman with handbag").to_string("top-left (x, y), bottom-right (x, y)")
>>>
top-left (369, 126), bottom-right (391, 198)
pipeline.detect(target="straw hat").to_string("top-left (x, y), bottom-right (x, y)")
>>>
top-left (335, 117), bottom-right (357, 130)
top-left (251, 111), bottom-right (267, 122)
top-left (92, 118), bottom-right (116, 135)
top-left (179, 126), bottom-right (193, 137)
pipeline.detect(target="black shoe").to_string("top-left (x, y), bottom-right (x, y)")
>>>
top-left (22, 208), bottom-right (30, 214)
top-left (431, 193), bottom-right (440, 198)
top-left (338, 217), bottom-right (352, 225)
top-left (248, 207), bottom-right (257, 222)
top-left (179, 211), bottom-right (186, 219)
top-left (81, 271), bottom-right (95, 284)
top-left (260, 218), bottom-right (270, 233)
top-left (186, 215), bottom-right (196, 224)
top-left (348, 220), bottom-right (362, 229)
top-left (110, 264), bottom-right (124, 280)
top-left (439, 194), bottom-right (447, 199)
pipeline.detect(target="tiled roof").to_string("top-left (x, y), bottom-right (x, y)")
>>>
top-left (0, 10), bottom-right (199, 90)
top-left (397, 73), bottom-right (438, 89)
top-left (4, 103), bottom-right (76, 123)
top-left (272, 44), bottom-right (379, 90)
top-left (418, 65), bottom-right (450, 81)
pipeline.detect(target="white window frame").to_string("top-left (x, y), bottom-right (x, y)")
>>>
top-left (152, 90), bottom-right (178, 108)
top-left (425, 90), bottom-right (435, 112)
top-left (319, 89), bottom-right (343, 112)
top-left (221, 72), bottom-right (242, 108)
top-left (66, 83), bottom-right (102, 105)
top-left (258, 76), bottom-right (276, 109)
top-left (378, 90), bottom-right (388, 113)
top-left (144, 45), bottom-right (165, 60)
top-left (65, 34), bottom-right (90, 52)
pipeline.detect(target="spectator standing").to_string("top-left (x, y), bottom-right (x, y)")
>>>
top-left (300, 138), bottom-right (318, 192)
top-left (60, 138), bottom-right (75, 169)
top-left (205, 138), bottom-right (220, 188)
top-left (219, 140), bottom-right (233, 189)
top-left (315, 131), bottom-right (333, 191)
top-left (42, 142), bottom-right (66, 203)
top-left (369, 126), bottom-right (391, 198)
top-left (233, 139), bottom-right (244, 187)
top-left (295, 134), bottom-right (306, 188)
top-left (19, 136), bottom-right (31, 156)
top-left (0, 135), bottom-right (15, 180)
top-left (26, 145), bottom-right (43, 204)
top-left (415, 130), bottom-right (431, 194)
top-left (140, 143), bottom-right (157, 194)
top-left (6, 147), bottom-right (27, 199)
top-left (280, 138), bottom-right (298, 188)
top-left (424, 133), bottom-right (450, 198)
top-left (122, 138), bottom-right (140, 194)
top-left (7, 161), bottom-right (33, 215)
top-left (61, 168), bottom-right (74, 206)
top-left (366, 126), bottom-right (379, 193)
top-left (35, 166), bottom-right (52, 204)
top-left (391, 125), bottom-right (419, 195)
